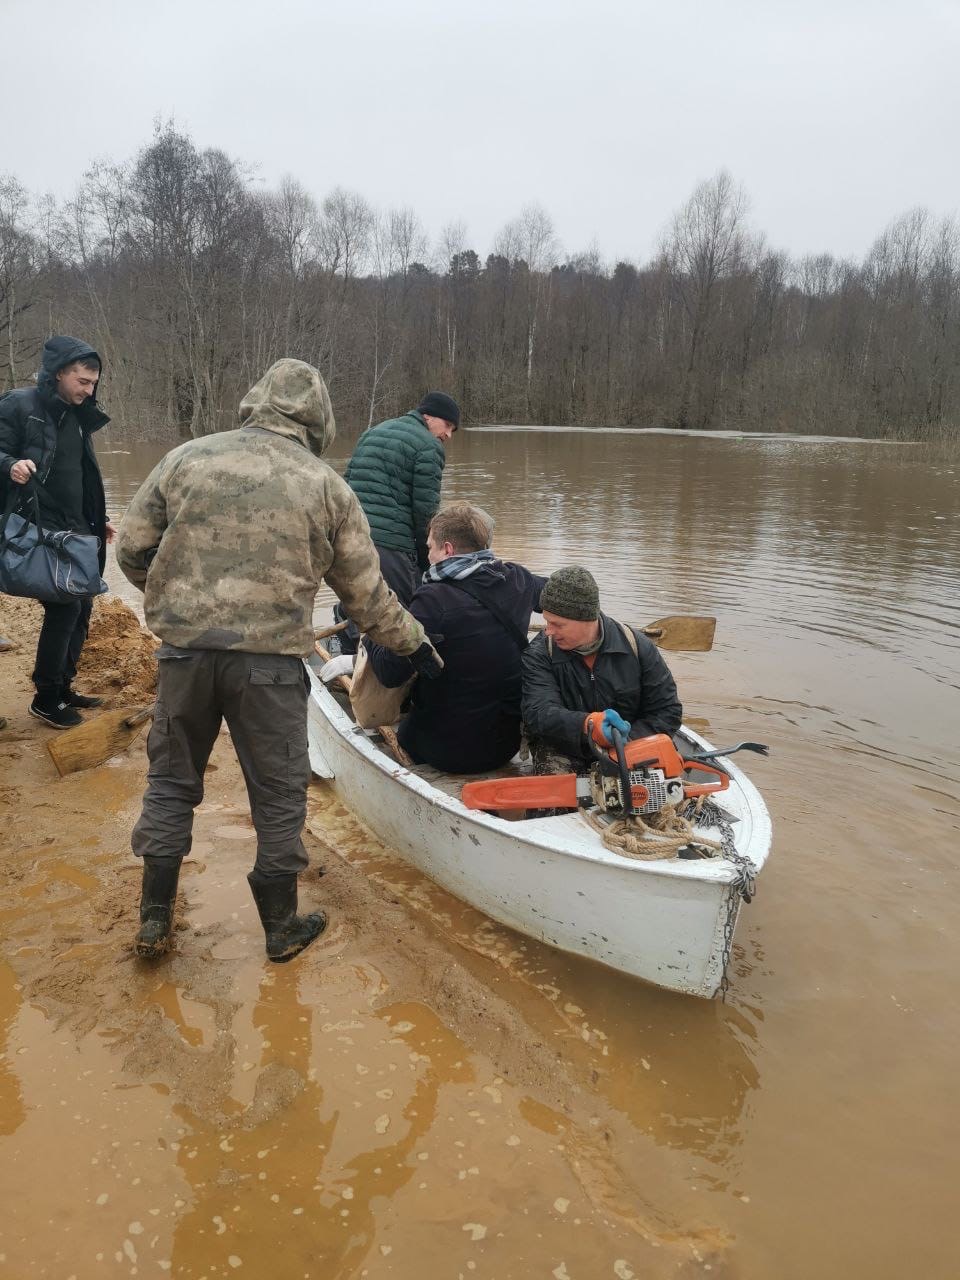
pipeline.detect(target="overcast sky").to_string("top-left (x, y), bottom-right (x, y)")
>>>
top-left (4, 0), bottom-right (958, 266)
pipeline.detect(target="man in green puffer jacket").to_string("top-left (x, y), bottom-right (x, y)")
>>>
top-left (337, 391), bottom-right (460, 652)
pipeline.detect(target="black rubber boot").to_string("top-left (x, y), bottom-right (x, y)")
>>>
top-left (247, 870), bottom-right (326, 963)
top-left (135, 858), bottom-right (182, 958)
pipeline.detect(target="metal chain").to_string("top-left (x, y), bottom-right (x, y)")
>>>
top-left (680, 798), bottom-right (758, 1000)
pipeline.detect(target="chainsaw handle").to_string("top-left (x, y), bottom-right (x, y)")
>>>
top-left (610, 727), bottom-right (633, 813)
top-left (681, 759), bottom-right (730, 799)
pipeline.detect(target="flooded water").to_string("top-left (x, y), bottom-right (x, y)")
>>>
top-left (4, 426), bottom-right (958, 1278)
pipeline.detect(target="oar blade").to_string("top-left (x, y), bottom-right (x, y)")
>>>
top-left (530, 616), bottom-right (716, 652)
top-left (46, 708), bottom-right (152, 777)
top-left (642, 616), bottom-right (716, 652)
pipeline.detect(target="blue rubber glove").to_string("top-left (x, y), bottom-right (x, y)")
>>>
top-left (601, 709), bottom-right (631, 741)
top-left (408, 641), bottom-right (444, 680)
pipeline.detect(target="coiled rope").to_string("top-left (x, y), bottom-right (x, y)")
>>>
top-left (582, 797), bottom-right (724, 861)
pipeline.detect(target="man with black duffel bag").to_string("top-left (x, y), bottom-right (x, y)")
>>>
top-left (0, 336), bottom-right (115, 728)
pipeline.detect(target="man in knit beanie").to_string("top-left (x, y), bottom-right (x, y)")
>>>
top-left (521, 566), bottom-right (682, 783)
top-left (538, 565), bottom-right (600, 623)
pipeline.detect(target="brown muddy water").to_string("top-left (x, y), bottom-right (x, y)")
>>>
top-left (2, 426), bottom-right (958, 1279)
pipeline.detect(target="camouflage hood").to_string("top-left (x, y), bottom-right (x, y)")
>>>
top-left (238, 358), bottom-right (335, 456)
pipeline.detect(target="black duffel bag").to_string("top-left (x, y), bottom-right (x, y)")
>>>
top-left (0, 482), bottom-right (108, 604)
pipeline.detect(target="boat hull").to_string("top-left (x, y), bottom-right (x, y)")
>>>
top-left (306, 669), bottom-right (770, 997)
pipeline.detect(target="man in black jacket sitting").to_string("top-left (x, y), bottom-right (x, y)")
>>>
top-left (521, 566), bottom-right (682, 776)
top-left (363, 501), bottom-right (546, 774)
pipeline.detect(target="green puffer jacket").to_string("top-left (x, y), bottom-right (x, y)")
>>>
top-left (344, 411), bottom-right (444, 567)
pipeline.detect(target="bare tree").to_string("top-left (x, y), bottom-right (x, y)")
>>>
top-left (319, 187), bottom-right (373, 280)
top-left (0, 176), bottom-right (39, 389)
top-left (494, 203), bottom-right (559, 409)
top-left (1, 127), bottom-right (958, 444)
top-left (664, 169), bottom-right (748, 426)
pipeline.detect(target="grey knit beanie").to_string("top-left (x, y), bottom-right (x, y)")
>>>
top-left (539, 566), bottom-right (600, 621)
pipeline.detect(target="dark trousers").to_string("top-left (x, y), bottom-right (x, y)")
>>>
top-left (132, 646), bottom-right (312, 876)
top-left (32, 597), bottom-right (93, 695)
top-left (334, 545), bottom-right (419, 655)
top-left (528, 737), bottom-right (580, 816)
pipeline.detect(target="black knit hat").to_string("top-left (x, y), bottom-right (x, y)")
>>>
top-left (417, 391), bottom-right (461, 428)
top-left (540, 566), bottom-right (600, 621)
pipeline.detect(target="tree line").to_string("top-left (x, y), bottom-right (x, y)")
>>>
top-left (2, 122), bottom-right (958, 442)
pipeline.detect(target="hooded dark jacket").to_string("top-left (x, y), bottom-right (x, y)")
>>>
top-left (0, 336), bottom-right (110, 568)
top-left (366, 560), bottom-right (547, 773)
top-left (521, 613), bottom-right (683, 764)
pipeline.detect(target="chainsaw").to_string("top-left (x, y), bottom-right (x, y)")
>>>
top-left (461, 730), bottom-right (769, 819)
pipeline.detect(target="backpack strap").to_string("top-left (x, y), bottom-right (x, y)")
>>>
top-left (443, 576), bottom-right (529, 649)
top-left (618, 619), bottom-right (639, 659)
top-left (0, 479), bottom-right (43, 548)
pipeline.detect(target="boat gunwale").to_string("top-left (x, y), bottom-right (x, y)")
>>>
top-left (306, 668), bottom-right (772, 885)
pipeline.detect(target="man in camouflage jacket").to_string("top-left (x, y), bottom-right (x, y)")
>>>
top-left (116, 358), bottom-right (441, 964)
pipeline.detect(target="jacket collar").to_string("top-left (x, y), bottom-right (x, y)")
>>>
top-left (547, 613), bottom-right (626, 664)
top-left (76, 399), bottom-right (110, 433)
top-left (37, 385), bottom-right (110, 434)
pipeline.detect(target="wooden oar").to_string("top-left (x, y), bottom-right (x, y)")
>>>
top-left (322, 615), bottom-right (714, 650)
top-left (314, 620), bottom-right (349, 641)
top-left (530, 615), bottom-right (716, 652)
top-left (638, 615), bottom-right (716, 652)
top-left (314, 643), bottom-right (413, 768)
top-left (44, 621), bottom-right (368, 778)
top-left (47, 705), bottom-right (155, 777)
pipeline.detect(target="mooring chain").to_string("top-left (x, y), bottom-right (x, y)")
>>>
top-left (690, 800), bottom-right (758, 1000)
top-left (584, 794), bottom-right (757, 999)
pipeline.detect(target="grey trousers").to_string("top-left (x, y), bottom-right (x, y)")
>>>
top-left (132, 646), bottom-right (311, 876)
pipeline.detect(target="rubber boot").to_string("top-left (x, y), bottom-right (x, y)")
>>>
top-left (135, 858), bottom-right (182, 958)
top-left (247, 870), bottom-right (326, 963)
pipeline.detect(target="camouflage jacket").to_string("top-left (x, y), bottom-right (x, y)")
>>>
top-left (115, 360), bottom-right (427, 658)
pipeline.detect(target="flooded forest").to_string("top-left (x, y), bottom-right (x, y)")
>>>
top-left (2, 122), bottom-right (959, 443)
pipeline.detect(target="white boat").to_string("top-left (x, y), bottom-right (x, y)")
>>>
top-left (305, 663), bottom-right (772, 998)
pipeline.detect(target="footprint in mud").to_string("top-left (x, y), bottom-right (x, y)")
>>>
top-left (14, 862), bottom-right (102, 912)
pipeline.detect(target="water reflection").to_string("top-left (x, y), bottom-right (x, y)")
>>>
top-left (308, 786), bottom-right (760, 1165)
top-left (0, 962), bottom-right (25, 1137)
